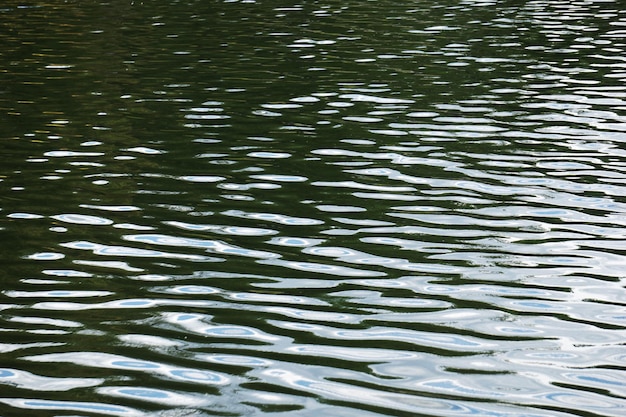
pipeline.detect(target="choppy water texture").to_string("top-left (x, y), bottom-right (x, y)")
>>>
top-left (1, 0), bottom-right (626, 416)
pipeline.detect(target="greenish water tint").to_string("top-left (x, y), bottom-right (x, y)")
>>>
top-left (1, 0), bottom-right (626, 416)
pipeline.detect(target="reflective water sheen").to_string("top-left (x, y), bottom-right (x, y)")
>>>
top-left (1, 0), bottom-right (626, 416)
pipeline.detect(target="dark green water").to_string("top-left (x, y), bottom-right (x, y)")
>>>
top-left (1, 1), bottom-right (626, 416)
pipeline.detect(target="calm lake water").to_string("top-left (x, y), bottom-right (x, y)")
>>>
top-left (1, 1), bottom-right (626, 416)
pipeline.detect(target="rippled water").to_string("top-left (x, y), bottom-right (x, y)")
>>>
top-left (1, 1), bottom-right (626, 416)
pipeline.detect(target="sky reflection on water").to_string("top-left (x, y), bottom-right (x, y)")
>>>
top-left (1, 0), bottom-right (626, 416)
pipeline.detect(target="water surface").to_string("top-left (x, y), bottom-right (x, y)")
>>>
top-left (1, 1), bottom-right (626, 416)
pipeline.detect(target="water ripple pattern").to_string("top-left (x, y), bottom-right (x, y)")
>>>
top-left (1, 0), bottom-right (625, 416)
